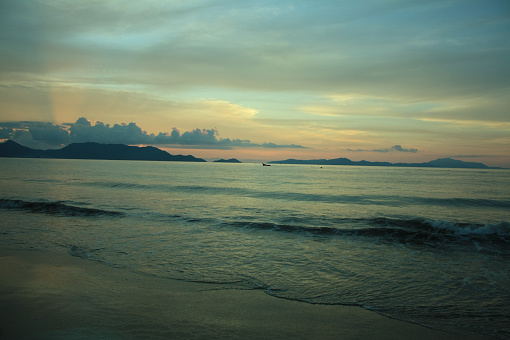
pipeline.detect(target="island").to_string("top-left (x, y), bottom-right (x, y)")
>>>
top-left (0, 140), bottom-right (206, 162)
top-left (269, 157), bottom-right (503, 169)
top-left (213, 158), bottom-right (242, 163)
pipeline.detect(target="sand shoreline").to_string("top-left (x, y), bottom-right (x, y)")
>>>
top-left (0, 247), bottom-right (491, 339)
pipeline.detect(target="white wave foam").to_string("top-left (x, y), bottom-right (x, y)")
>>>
top-left (428, 219), bottom-right (510, 236)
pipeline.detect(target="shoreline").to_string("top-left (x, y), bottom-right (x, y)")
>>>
top-left (0, 247), bottom-right (491, 339)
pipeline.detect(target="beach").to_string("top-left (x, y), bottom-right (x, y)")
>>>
top-left (0, 248), bottom-right (490, 340)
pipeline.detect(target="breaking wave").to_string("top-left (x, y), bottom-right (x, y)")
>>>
top-left (0, 198), bottom-right (124, 217)
top-left (223, 217), bottom-right (510, 247)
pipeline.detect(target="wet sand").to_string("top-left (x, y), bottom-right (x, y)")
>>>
top-left (0, 248), bottom-right (490, 339)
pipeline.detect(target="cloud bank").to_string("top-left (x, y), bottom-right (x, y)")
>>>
top-left (348, 145), bottom-right (419, 153)
top-left (0, 118), bottom-right (305, 150)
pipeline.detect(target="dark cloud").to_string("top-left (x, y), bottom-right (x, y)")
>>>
top-left (29, 122), bottom-right (71, 144)
top-left (348, 145), bottom-right (418, 153)
top-left (0, 121), bottom-right (70, 149)
top-left (0, 127), bottom-right (13, 139)
top-left (0, 118), bottom-right (306, 150)
top-left (68, 118), bottom-right (148, 144)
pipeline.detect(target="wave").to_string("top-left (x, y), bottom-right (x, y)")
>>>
top-left (0, 199), bottom-right (124, 217)
top-left (74, 180), bottom-right (510, 209)
top-left (223, 217), bottom-right (510, 247)
top-left (368, 218), bottom-right (510, 246)
top-left (418, 197), bottom-right (510, 209)
top-left (166, 187), bottom-right (510, 208)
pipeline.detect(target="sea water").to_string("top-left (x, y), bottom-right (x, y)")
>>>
top-left (0, 158), bottom-right (509, 338)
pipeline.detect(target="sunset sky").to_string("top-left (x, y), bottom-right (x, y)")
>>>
top-left (1, 1), bottom-right (509, 166)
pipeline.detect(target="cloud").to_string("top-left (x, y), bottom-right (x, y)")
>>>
top-left (199, 100), bottom-right (258, 120)
top-left (0, 127), bottom-right (13, 139)
top-left (260, 142), bottom-right (306, 149)
top-left (0, 118), bottom-right (305, 150)
top-left (348, 145), bottom-right (418, 153)
top-left (68, 117), bottom-right (148, 144)
top-left (386, 145), bottom-right (418, 153)
top-left (29, 122), bottom-right (72, 144)
top-left (2, 0), bottom-right (508, 101)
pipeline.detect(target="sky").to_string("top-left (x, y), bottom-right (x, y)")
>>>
top-left (0, 0), bottom-right (509, 166)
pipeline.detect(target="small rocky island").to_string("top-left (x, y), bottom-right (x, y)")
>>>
top-left (213, 158), bottom-right (242, 163)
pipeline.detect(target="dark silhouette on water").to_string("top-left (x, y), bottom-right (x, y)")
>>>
top-left (1, 140), bottom-right (504, 168)
top-left (213, 158), bottom-right (242, 163)
top-left (0, 140), bottom-right (206, 162)
top-left (269, 156), bottom-right (503, 169)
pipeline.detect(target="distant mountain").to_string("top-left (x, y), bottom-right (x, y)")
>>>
top-left (213, 158), bottom-right (242, 163)
top-left (421, 158), bottom-right (490, 169)
top-left (269, 157), bottom-right (502, 169)
top-left (0, 140), bottom-right (206, 162)
top-left (0, 140), bottom-right (38, 157)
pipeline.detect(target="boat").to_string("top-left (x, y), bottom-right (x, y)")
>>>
top-left (262, 163), bottom-right (271, 166)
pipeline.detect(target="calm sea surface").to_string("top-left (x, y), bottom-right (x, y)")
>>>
top-left (1, 158), bottom-right (509, 338)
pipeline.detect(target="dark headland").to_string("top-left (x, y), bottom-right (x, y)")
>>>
top-left (269, 157), bottom-right (504, 169)
top-left (0, 140), bottom-right (206, 162)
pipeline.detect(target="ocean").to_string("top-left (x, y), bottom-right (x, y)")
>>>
top-left (0, 158), bottom-right (509, 338)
